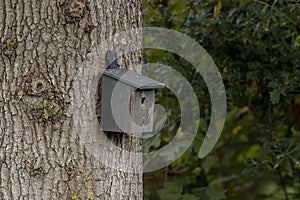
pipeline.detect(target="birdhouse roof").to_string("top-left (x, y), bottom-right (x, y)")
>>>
top-left (103, 69), bottom-right (165, 89)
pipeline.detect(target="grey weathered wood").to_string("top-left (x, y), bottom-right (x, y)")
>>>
top-left (130, 89), bottom-right (155, 133)
top-left (104, 69), bottom-right (164, 89)
top-left (101, 75), bottom-right (132, 132)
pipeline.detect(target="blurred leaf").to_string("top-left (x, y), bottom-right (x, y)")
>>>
top-left (240, 0), bottom-right (253, 4)
top-left (295, 35), bottom-right (300, 48)
top-left (201, 155), bottom-right (218, 173)
top-left (157, 182), bottom-right (182, 200)
top-left (194, 187), bottom-right (227, 200)
top-left (143, 133), bottom-right (161, 152)
top-left (43, 108), bottom-right (49, 120)
top-left (245, 144), bottom-right (260, 158)
top-left (270, 88), bottom-right (282, 105)
top-left (213, 0), bottom-right (222, 19)
top-left (182, 194), bottom-right (198, 200)
top-left (232, 125), bottom-right (242, 135)
top-left (167, 0), bottom-right (186, 14)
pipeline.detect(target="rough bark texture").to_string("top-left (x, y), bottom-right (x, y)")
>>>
top-left (0, 0), bottom-right (142, 199)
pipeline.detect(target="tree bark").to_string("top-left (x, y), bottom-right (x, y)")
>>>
top-left (0, 0), bottom-right (142, 199)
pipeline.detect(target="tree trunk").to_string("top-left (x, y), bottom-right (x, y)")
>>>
top-left (0, 0), bottom-right (142, 199)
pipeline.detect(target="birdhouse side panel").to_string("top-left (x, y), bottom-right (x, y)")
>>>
top-left (101, 76), bottom-right (132, 132)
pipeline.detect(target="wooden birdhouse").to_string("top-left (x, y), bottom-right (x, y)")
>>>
top-left (101, 68), bottom-right (164, 133)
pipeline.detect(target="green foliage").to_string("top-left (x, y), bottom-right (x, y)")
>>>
top-left (153, 181), bottom-right (225, 200)
top-left (196, 187), bottom-right (226, 200)
top-left (143, 0), bottom-right (300, 199)
top-left (156, 182), bottom-right (185, 200)
top-left (38, 99), bottom-right (49, 120)
top-left (270, 88), bottom-right (282, 105)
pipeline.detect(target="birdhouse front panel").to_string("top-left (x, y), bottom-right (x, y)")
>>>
top-left (130, 89), bottom-right (155, 133)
